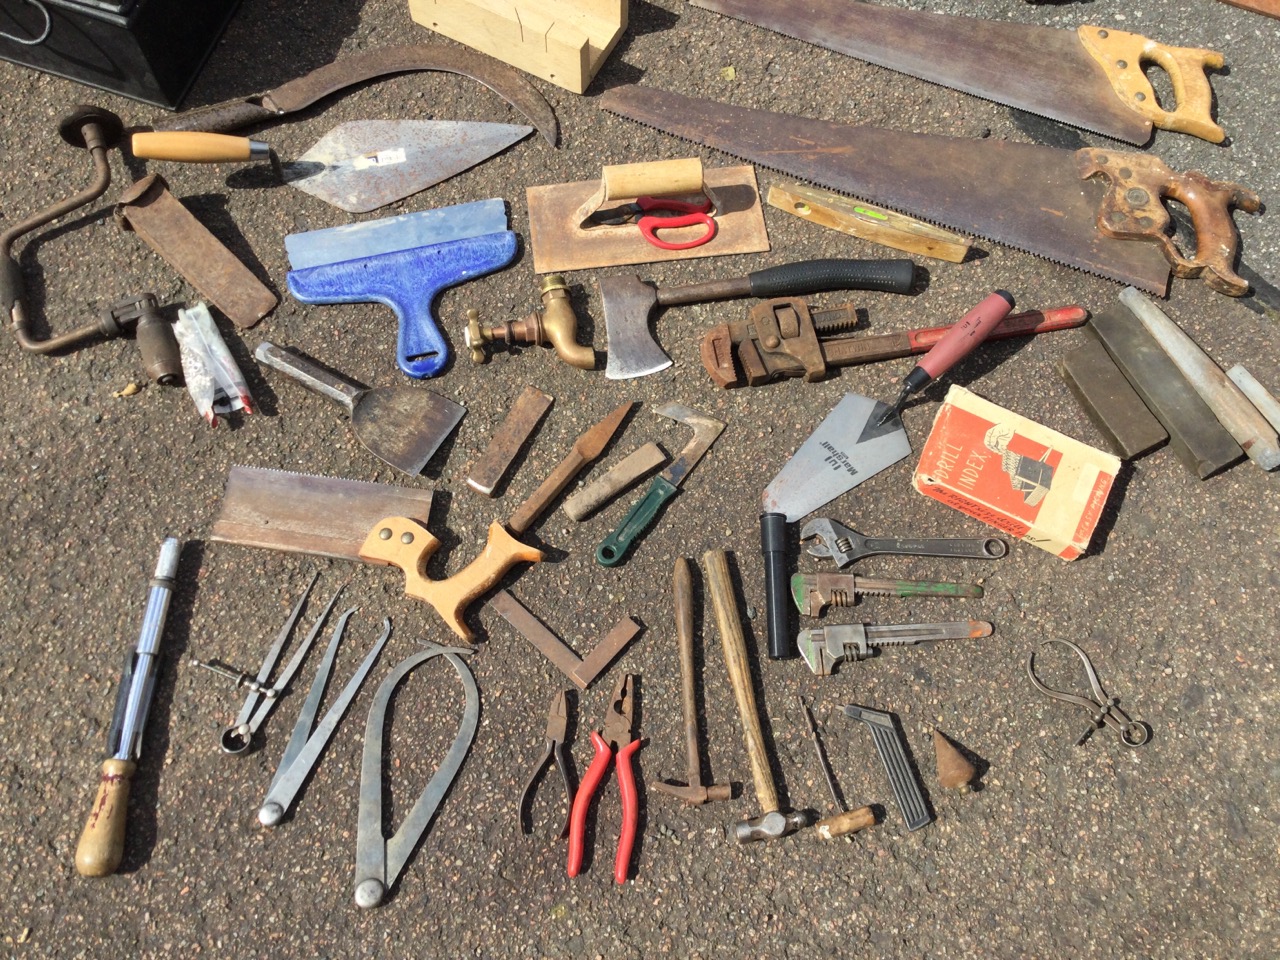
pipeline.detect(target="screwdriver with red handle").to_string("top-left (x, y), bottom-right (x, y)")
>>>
top-left (876, 290), bottom-right (1015, 425)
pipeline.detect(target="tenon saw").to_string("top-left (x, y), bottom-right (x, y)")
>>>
top-left (689, 0), bottom-right (1225, 146)
top-left (598, 86), bottom-right (1260, 297)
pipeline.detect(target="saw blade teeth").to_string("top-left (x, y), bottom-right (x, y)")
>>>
top-left (231, 465), bottom-right (421, 489)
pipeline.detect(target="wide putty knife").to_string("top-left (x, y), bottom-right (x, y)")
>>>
top-left (760, 393), bottom-right (911, 660)
top-left (284, 199), bottom-right (518, 379)
top-left (255, 342), bottom-right (465, 475)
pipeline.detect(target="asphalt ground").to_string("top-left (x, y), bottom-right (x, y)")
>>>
top-left (1, 0), bottom-right (1277, 956)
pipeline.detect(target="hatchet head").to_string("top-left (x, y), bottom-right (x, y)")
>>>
top-left (600, 274), bottom-right (673, 380)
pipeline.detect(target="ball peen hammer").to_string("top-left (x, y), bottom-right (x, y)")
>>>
top-left (653, 558), bottom-right (733, 806)
top-left (703, 550), bottom-right (809, 843)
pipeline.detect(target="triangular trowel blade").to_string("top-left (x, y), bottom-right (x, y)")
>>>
top-left (283, 119), bottom-right (533, 214)
top-left (762, 393), bottom-right (911, 521)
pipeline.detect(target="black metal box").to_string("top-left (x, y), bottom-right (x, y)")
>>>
top-left (0, 0), bottom-right (242, 109)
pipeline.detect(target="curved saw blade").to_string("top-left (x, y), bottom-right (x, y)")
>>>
top-left (597, 86), bottom-right (1172, 295)
top-left (281, 119), bottom-right (533, 214)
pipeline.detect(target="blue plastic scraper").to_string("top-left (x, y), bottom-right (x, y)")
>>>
top-left (285, 198), bottom-right (517, 379)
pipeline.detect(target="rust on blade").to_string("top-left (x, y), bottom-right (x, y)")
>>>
top-left (211, 466), bottom-right (434, 561)
top-left (466, 386), bottom-right (555, 496)
top-left (598, 86), bottom-right (1175, 295)
top-left (688, 0), bottom-right (1153, 145)
top-left (152, 44), bottom-right (560, 147)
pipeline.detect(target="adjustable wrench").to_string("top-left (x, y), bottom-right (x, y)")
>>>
top-left (800, 517), bottom-right (1007, 569)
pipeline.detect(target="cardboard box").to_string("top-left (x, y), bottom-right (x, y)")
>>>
top-left (913, 386), bottom-right (1120, 560)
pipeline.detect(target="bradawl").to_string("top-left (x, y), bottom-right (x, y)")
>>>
top-left (798, 620), bottom-right (994, 676)
top-left (791, 572), bottom-right (983, 617)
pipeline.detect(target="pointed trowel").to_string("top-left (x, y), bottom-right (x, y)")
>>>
top-left (132, 120), bottom-right (533, 213)
top-left (760, 393), bottom-right (911, 660)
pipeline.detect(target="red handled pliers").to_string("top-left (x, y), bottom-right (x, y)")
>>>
top-left (567, 674), bottom-right (641, 883)
top-left (587, 197), bottom-right (717, 251)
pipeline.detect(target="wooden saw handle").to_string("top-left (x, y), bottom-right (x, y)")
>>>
top-left (359, 518), bottom-right (544, 641)
top-left (1077, 148), bottom-right (1261, 297)
top-left (1078, 26), bottom-right (1225, 143)
top-left (75, 758), bottom-right (135, 877)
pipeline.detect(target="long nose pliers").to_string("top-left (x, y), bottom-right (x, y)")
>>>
top-left (568, 674), bottom-right (641, 883)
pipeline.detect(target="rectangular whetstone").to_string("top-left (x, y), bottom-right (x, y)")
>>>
top-left (1087, 305), bottom-right (1244, 479)
top-left (465, 386), bottom-right (554, 496)
top-left (1060, 338), bottom-right (1168, 459)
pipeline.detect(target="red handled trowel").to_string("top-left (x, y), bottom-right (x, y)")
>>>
top-left (283, 199), bottom-right (518, 380)
top-left (760, 393), bottom-right (911, 660)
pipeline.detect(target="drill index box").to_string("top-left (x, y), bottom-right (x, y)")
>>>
top-left (913, 386), bottom-right (1121, 561)
top-left (0, 0), bottom-right (242, 109)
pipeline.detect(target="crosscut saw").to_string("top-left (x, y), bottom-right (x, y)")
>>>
top-left (597, 86), bottom-right (1261, 296)
top-left (688, 0), bottom-right (1225, 146)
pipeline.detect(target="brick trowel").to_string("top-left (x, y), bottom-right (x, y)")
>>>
top-left (760, 393), bottom-right (911, 660)
top-left (255, 342), bottom-right (464, 476)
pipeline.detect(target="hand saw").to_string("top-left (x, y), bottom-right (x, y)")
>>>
top-left (597, 86), bottom-right (1261, 297)
top-left (689, 0), bottom-right (1225, 146)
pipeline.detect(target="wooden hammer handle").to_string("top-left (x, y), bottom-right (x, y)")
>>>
top-left (704, 549), bottom-right (779, 812)
top-left (75, 758), bottom-right (136, 877)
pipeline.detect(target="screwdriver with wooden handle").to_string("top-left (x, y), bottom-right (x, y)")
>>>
top-left (75, 537), bottom-right (179, 877)
top-left (132, 132), bottom-right (270, 163)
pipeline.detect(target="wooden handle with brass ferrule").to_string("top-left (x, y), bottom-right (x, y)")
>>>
top-left (75, 758), bottom-right (136, 877)
top-left (132, 132), bottom-right (270, 163)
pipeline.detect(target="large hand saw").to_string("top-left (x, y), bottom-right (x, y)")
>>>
top-left (597, 86), bottom-right (1260, 297)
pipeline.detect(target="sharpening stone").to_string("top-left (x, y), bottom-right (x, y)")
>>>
top-left (1087, 304), bottom-right (1243, 479)
top-left (1060, 337), bottom-right (1168, 460)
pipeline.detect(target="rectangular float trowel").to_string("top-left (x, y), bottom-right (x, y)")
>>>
top-left (284, 198), bottom-right (518, 379)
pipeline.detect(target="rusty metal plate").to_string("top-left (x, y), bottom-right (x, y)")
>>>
top-left (597, 87), bottom-right (1174, 295)
top-left (527, 165), bottom-right (770, 274)
top-left (210, 466), bottom-right (435, 561)
top-left (465, 386), bottom-right (554, 496)
top-left (116, 174), bottom-right (277, 329)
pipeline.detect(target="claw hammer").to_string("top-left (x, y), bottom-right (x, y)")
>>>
top-left (703, 550), bottom-right (809, 843)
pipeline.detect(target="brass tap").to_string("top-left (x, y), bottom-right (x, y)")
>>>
top-left (465, 275), bottom-right (594, 370)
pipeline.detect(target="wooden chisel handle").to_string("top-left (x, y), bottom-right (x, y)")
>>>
top-left (704, 550), bottom-right (779, 813)
top-left (132, 132), bottom-right (269, 163)
top-left (75, 758), bottom-right (136, 877)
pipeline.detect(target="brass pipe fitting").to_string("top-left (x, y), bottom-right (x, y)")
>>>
top-left (465, 275), bottom-right (594, 370)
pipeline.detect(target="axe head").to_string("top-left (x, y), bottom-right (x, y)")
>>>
top-left (600, 274), bottom-right (673, 380)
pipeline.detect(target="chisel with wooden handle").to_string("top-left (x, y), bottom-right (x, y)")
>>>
top-left (75, 538), bottom-right (179, 877)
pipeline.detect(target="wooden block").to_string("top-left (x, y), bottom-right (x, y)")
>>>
top-left (1060, 338), bottom-right (1168, 460)
top-left (527, 164), bottom-right (770, 273)
top-left (408, 0), bottom-right (628, 94)
top-left (1087, 305), bottom-right (1244, 479)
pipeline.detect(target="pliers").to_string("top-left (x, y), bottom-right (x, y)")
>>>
top-left (587, 196), bottom-right (717, 250)
top-left (568, 674), bottom-right (641, 883)
top-left (517, 690), bottom-right (574, 837)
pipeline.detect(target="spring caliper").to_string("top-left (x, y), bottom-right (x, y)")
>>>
top-left (354, 642), bottom-right (479, 909)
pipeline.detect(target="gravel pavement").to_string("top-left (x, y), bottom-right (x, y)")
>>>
top-left (1, 0), bottom-right (1277, 957)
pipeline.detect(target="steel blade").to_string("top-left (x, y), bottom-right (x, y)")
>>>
top-left (762, 393), bottom-right (911, 522)
top-left (597, 86), bottom-right (1173, 295)
top-left (282, 120), bottom-right (533, 214)
top-left (284, 198), bottom-right (509, 269)
top-left (689, 0), bottom-right (1151, 145)
top-left (350, 387), bottom-right (466, 476)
